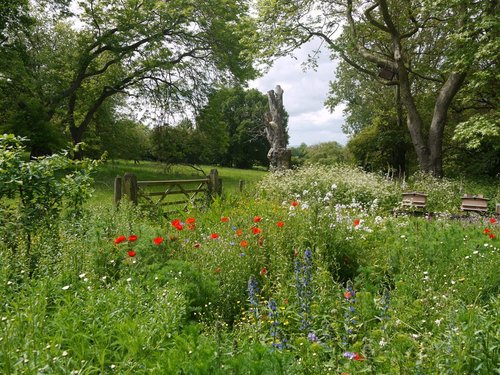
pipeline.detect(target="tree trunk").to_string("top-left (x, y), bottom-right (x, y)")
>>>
top-left (393, 37), bottom-right (466, 177)
top-left (69, 124), bottom-right (85, 159)
top-left (265, 85), bottom-right (291, 171)
top-left (428, 72), bottom-right (466, 177)
top-left (393, 40), bottom-right (432, 173)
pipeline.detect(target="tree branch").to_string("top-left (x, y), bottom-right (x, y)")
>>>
top-left (345, 0), bottom-right (398, 71)
top-left (377, 0), bottom-right (399, 36)
top-left (364, 3), bottom-right (390, 33)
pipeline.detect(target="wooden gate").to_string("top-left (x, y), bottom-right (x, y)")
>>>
top-left (114, 169), bottom-right (222, 211)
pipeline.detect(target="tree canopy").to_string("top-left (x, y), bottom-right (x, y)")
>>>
top-left (1, 0), bottom-right (257, 157)
top-left (196, 86), bottom-right (277, 168)
top-left (256, 0), bottom-right (499, 176)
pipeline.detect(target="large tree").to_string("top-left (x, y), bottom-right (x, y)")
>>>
top-left (1, 0), bottom-right (257, 156)
top-left (327, 59), bottom-right (412, 174)
top-left (196, 87), bottom-right (278, 168)
top-left (256, 0), bottom-right (498, 176)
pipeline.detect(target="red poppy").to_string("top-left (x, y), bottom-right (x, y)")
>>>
top-left (114, 235), bottom-right (126, 244)
top-left (153, 237), bottom-right (164, 245)
top-left (484, 228), bottom-right (491, 234)
top-left (251, 227), bottom-right (262, 235)
top-left (490, 233), bottom-right (496, 239)
top-left (211, 233), bottom-right (220, 239)
top-left (128, 250), bottom-right (136, 257)
top-left (291, 201), bottom-right (298, 207)
top-left (344, 291), bottom-right (352, 299)
top-left (353, 353), bottom-right (365, 361)
top-left (186, 217), bottom-right (196, 224)
top-left (240, 240), bottom-right (249, 247)
top-left (260, 267), bottom-right (267, 276)
top-left (214, 267), bottom-right (221, 273)
top-left (235, 229), bottom-right (243, 236)
top-left (194, 242), bottom-right (201, 248)
top-left (277, 221), bottom-right (285, 227)
top-left (353, 219), bottom-right (360, 227)
top-left (171, 219), bottom-right (181, 227)
top-left (253, 216), bottom-right (262, 223)
top-left (128, 235), bottom-right (138, 242)
top-left (175, 223), bottom-right (184, 231)
top-left (490, 218), bottom-right (497, 224)
top-left (221, 216), bottom-right (229, 223)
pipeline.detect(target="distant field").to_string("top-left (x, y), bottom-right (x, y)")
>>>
top-left (90, 160), bottom-right (268, 206)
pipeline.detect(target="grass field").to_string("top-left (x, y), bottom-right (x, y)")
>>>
top-left (1, 157), bottom-right (499, 374)
top-left (90, 160), bottom-right (268, 206)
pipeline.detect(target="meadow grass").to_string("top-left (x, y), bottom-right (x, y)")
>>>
top-left (90, 160), bottom-right (268, 206)
top-left (1, 161), bottom-right (499, 374)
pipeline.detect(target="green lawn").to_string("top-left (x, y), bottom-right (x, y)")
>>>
top-left (90, 160), bottom-right (268, 206)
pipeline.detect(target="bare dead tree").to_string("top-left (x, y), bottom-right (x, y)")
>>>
top-left (265, 85), bottom-right (291, 171)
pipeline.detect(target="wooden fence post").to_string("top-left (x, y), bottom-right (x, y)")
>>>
top-left (114, 176), bottom-right (122, 206)
top-left (123, 173), bottom-right (138, 205)
top-left (208, 169), bottom-right (222, 198)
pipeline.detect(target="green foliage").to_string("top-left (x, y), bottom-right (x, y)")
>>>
top-left (196, 86), bottom-right (277, 168)
top-left (258, 164), bottom-right (401, 211)
top-left (149, 123), bottom-right (204, 165)
top-left (1, 0), bottom-right (258, 157)
top-left (256, 0), bottom-right (498, 177)
top-left (453, 114), bottom-right (500, 151)
top-left (1, 162), bottom-right (499, 373)
top-left (290, 141), bottom-right (349, 167)
top-left (0, 134), bottom-right (99, 274)
top-left (304, 142), bottom-right (347, 166)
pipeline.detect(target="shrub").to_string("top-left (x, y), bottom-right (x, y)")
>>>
top-left (257, 164), bottom-right (401, 212)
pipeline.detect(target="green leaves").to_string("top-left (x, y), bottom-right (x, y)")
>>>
top-left (0, 135), bottom-right (99, 272)
top-left (453, 114), bottom-right (500, 150)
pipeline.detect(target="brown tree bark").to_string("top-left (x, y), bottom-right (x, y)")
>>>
top-left (265, 85), bottom-right (291, 171)
top-left (327, 0), bottom-right (469, 177)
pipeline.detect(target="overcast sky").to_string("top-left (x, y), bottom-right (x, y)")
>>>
top-left (249, 41), bottom-right (348, 147)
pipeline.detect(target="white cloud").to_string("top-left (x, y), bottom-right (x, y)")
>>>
top-left (249, 40), bottom-right (347, 146)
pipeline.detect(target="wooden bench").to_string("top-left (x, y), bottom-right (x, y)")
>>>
top-left (461, 194), bottom-right (489, 212)
top-left (402, 192), bottom-right (427, 209)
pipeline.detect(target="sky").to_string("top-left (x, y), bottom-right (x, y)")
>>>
top-left (249, 41), bottom-right (348, 147)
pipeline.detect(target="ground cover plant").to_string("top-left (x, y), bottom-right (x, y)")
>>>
top-left (1, 136), bottom-right (499, 374)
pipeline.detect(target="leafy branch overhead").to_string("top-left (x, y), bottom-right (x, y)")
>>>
top-left (255, 0), bottom-right (499, 177)
top-left (1, 0), bottom-right (258, 155)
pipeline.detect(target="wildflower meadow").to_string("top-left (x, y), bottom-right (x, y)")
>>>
top-left (1, 137), bottom-right (499, 374)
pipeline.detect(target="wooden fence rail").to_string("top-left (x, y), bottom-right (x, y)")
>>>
top-left (114, 169), bottom-right (222, 211)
